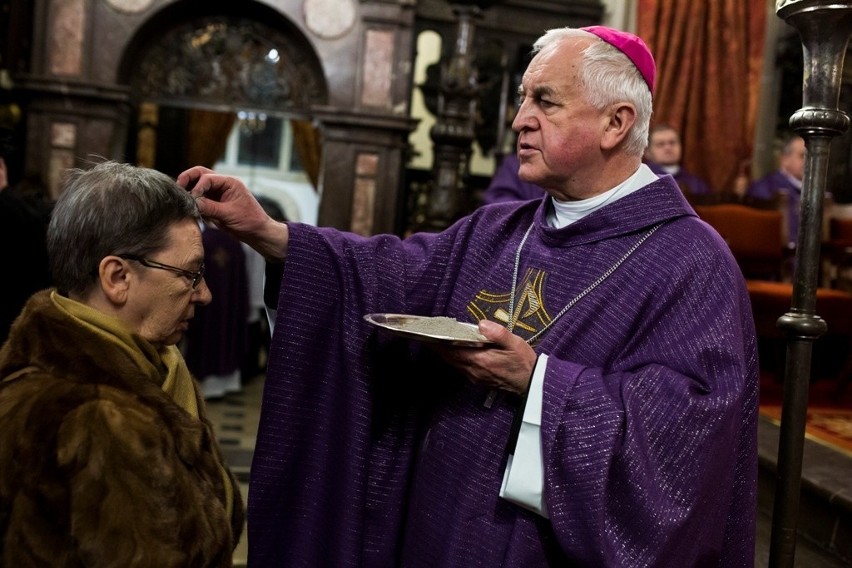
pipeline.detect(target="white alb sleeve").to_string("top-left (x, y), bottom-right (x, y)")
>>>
top-left (499, 353), bottom-right (548, 517)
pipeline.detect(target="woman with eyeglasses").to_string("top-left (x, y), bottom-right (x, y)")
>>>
top-left (0, 160), bottom-right (243, 566)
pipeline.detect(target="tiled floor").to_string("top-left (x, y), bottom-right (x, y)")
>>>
top-left (206, 375), bottom-right (852, 567)
top-left (205, 375), bottom-right (264, 568)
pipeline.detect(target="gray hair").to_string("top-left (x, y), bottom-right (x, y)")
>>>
top-left (47, 160), bottom-right (200, 295)
top-left (780, 132), bottom-right (804, 155)
top-left (533, 28), bottom-right (653, 157)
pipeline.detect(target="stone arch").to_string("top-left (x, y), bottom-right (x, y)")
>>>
top-left (114, 2), bottom-right (328, 221)
top-left (21, 0), bottom-right (416, 235)
top-left (117, 1), bottom-right (328, 111)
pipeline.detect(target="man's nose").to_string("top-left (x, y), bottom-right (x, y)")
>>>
top-left (512, 103), bottom-right (535, 132)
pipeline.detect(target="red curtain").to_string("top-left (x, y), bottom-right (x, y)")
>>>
top-left (637, 0), bottom-right (767, 195)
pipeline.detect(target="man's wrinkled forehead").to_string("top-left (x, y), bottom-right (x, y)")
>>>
top-left (520, 37), bottom-right (587, 93)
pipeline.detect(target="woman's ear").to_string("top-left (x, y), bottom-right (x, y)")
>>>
top-left (97, 256), bottom-right (131, 304)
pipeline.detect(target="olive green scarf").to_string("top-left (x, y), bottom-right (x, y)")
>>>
top-left (50, 291), bottom-right (233, 517)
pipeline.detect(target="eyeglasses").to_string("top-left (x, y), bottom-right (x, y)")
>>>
top-left (118, 254), bottom-right (205, 289)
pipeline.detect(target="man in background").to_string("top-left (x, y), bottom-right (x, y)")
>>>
top-left (746, 133), bottom-right (806, 247)
top-left (645, 123), bottom-right (713, 196)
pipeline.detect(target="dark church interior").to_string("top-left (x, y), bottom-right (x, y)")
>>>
top-left (3, 0), bottom-right (852, 565)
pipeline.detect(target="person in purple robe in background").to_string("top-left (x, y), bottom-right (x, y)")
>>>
top-left (182, 222), bottom-right (249, 398)
top-left (746, 133), bottom-right (806, 248)
top-left (482, 152), bottom-right (546, 204)
top-left (178, 25), bottom-right (758, 568)
top-left (645, 123), bottom-right (714, 196)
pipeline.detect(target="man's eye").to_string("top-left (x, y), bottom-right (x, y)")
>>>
top-left (516, 93), bottom-right (556, 109)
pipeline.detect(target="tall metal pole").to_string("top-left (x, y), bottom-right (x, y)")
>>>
top-left (770, 2), bottom-right (852, 566)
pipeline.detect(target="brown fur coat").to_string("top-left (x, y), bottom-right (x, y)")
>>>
top-left (0, 290), bottom-right (244, 567)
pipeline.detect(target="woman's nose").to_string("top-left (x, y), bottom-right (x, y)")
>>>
top-left (194, 279), bottom-right (213, 305)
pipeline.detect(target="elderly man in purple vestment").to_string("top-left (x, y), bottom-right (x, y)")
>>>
top-left (747, 134), bottom-right (806, 248)
top-left (178, 24), bottom-right (758, 568)
top-left (645, 123), bottom-right (714, 196)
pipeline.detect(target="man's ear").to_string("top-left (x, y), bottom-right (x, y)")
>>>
top-left (98, 256), bottom-right (131, 304)
top-left (601, 102), bottom-right (637, 151)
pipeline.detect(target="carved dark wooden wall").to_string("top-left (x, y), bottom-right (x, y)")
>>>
top-left (404, 0), bottom-right (604, 229)
top-left (4, 0), bottom-right (418, 235)
top-left (414, 0), bottom-right (603, 160)
top-left (2, 0), bottom-right (608, 234)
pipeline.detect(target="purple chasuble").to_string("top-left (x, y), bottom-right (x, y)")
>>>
top-left (249, 176), bottom-right (758, 567)
top-left (747, 170), bottom-right (802, 246)
top-left (647, 161), bottom-right (713, 196)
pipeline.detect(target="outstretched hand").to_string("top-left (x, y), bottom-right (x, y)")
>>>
top-left (177, 166), bottom-right (289, 262)
top-left (432, 320), bottom-right (537, 395)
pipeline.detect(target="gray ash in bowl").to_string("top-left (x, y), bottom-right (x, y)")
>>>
top-left (396, 316), bottom-right (486, 341)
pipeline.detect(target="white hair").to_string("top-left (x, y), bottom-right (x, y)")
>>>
top-left (533, 28), bottom-right (653, 157)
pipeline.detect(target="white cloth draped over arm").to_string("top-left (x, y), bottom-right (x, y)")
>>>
top-left (500, 353), bottom-right (548, 517)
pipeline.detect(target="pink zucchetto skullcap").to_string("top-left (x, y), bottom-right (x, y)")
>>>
top-left (581, 25), bottom-right (656, 94)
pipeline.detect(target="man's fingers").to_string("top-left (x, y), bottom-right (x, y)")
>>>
top-left (183, 172), bottom-right (238, 200)
top-left (176, 166), bottom-right (214, 190)
top-left (477, 320), bottom-right (513, 347)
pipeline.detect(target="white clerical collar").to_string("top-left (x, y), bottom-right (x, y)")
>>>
top-left (781, 170), bottom-right (803, 191)
top-left (547, 164), bottom-right (659, 229)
